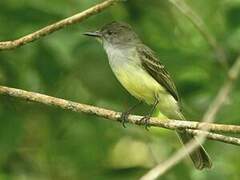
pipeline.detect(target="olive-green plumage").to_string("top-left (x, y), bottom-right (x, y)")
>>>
top-left (84, 21), bottom-right (212, 170)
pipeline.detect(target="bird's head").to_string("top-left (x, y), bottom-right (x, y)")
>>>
top-left (84, 21), bottom-right (140, 47)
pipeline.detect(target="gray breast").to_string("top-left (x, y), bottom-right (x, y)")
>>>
top-left (103, 43), bottom-right (140, 70)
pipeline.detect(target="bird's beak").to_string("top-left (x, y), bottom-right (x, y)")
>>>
top-left (83, 31), bottom-right (102, 38)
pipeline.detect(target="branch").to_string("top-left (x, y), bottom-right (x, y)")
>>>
top-left (186, 129), bottom-right (240, 146)
top-left (0, 85), bottom-right (240, 137)
top-left (168, 0), bottom-right (227, 68)
top-left (0, 0), bottom-right (121, 50)
top-left (141, 55), bottom-right (240, 180)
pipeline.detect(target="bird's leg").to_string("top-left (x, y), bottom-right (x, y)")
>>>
top-left (139, 99), bottom-right (159, 130)
top-left (120, 101), bottom-right (143, 128)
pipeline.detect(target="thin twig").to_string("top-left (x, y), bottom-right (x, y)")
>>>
top-left (140, 56), bottom-right (240, 180)
top-left (186, 129), bottom-right (240, 146)
top-left (168, 0), bottom-right (227, 68)
top-left (0, 0), bottom-right (121, 50)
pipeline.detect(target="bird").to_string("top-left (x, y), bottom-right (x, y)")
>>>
top-left (84, 21), bottom-right (212, 170)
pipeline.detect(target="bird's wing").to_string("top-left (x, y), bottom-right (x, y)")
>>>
top-left (137, 45), bottom-right (179, 101)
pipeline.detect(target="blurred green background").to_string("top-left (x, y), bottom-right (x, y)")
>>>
top-left (0, 0), bottom-right (240, 179)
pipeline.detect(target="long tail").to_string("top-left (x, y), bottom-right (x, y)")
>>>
top-left (177, 131), bottom-right (212, 169)
top-left (176, 113), bottom-right (212, 169)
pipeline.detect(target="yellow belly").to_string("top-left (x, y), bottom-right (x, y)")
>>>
top-left (113, 64), bottom-right (180, 118)
top-left (114, 64), bottom-right (165, 104)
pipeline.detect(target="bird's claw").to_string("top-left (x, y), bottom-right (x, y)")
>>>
top-left (120, 111), bottom-right (130, 128)
top-left (139, 116), bottom-right (150, 130)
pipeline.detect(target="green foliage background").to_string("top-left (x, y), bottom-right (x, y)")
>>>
top-left (0, 0), bottom-right (240, 179)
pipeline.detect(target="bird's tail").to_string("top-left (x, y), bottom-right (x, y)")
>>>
top-left (176, 113), bottom-right (212, 170)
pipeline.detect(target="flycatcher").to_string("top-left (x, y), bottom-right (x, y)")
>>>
top-left (84, 21), bottom-right (212, 170)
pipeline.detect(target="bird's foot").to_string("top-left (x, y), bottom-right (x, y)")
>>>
top-left (120, 111), bottom-right (130, 128)
top-left (139, 116), bottom-right (150, 131)
top-left (120, 101), bottom-right (143, 128)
